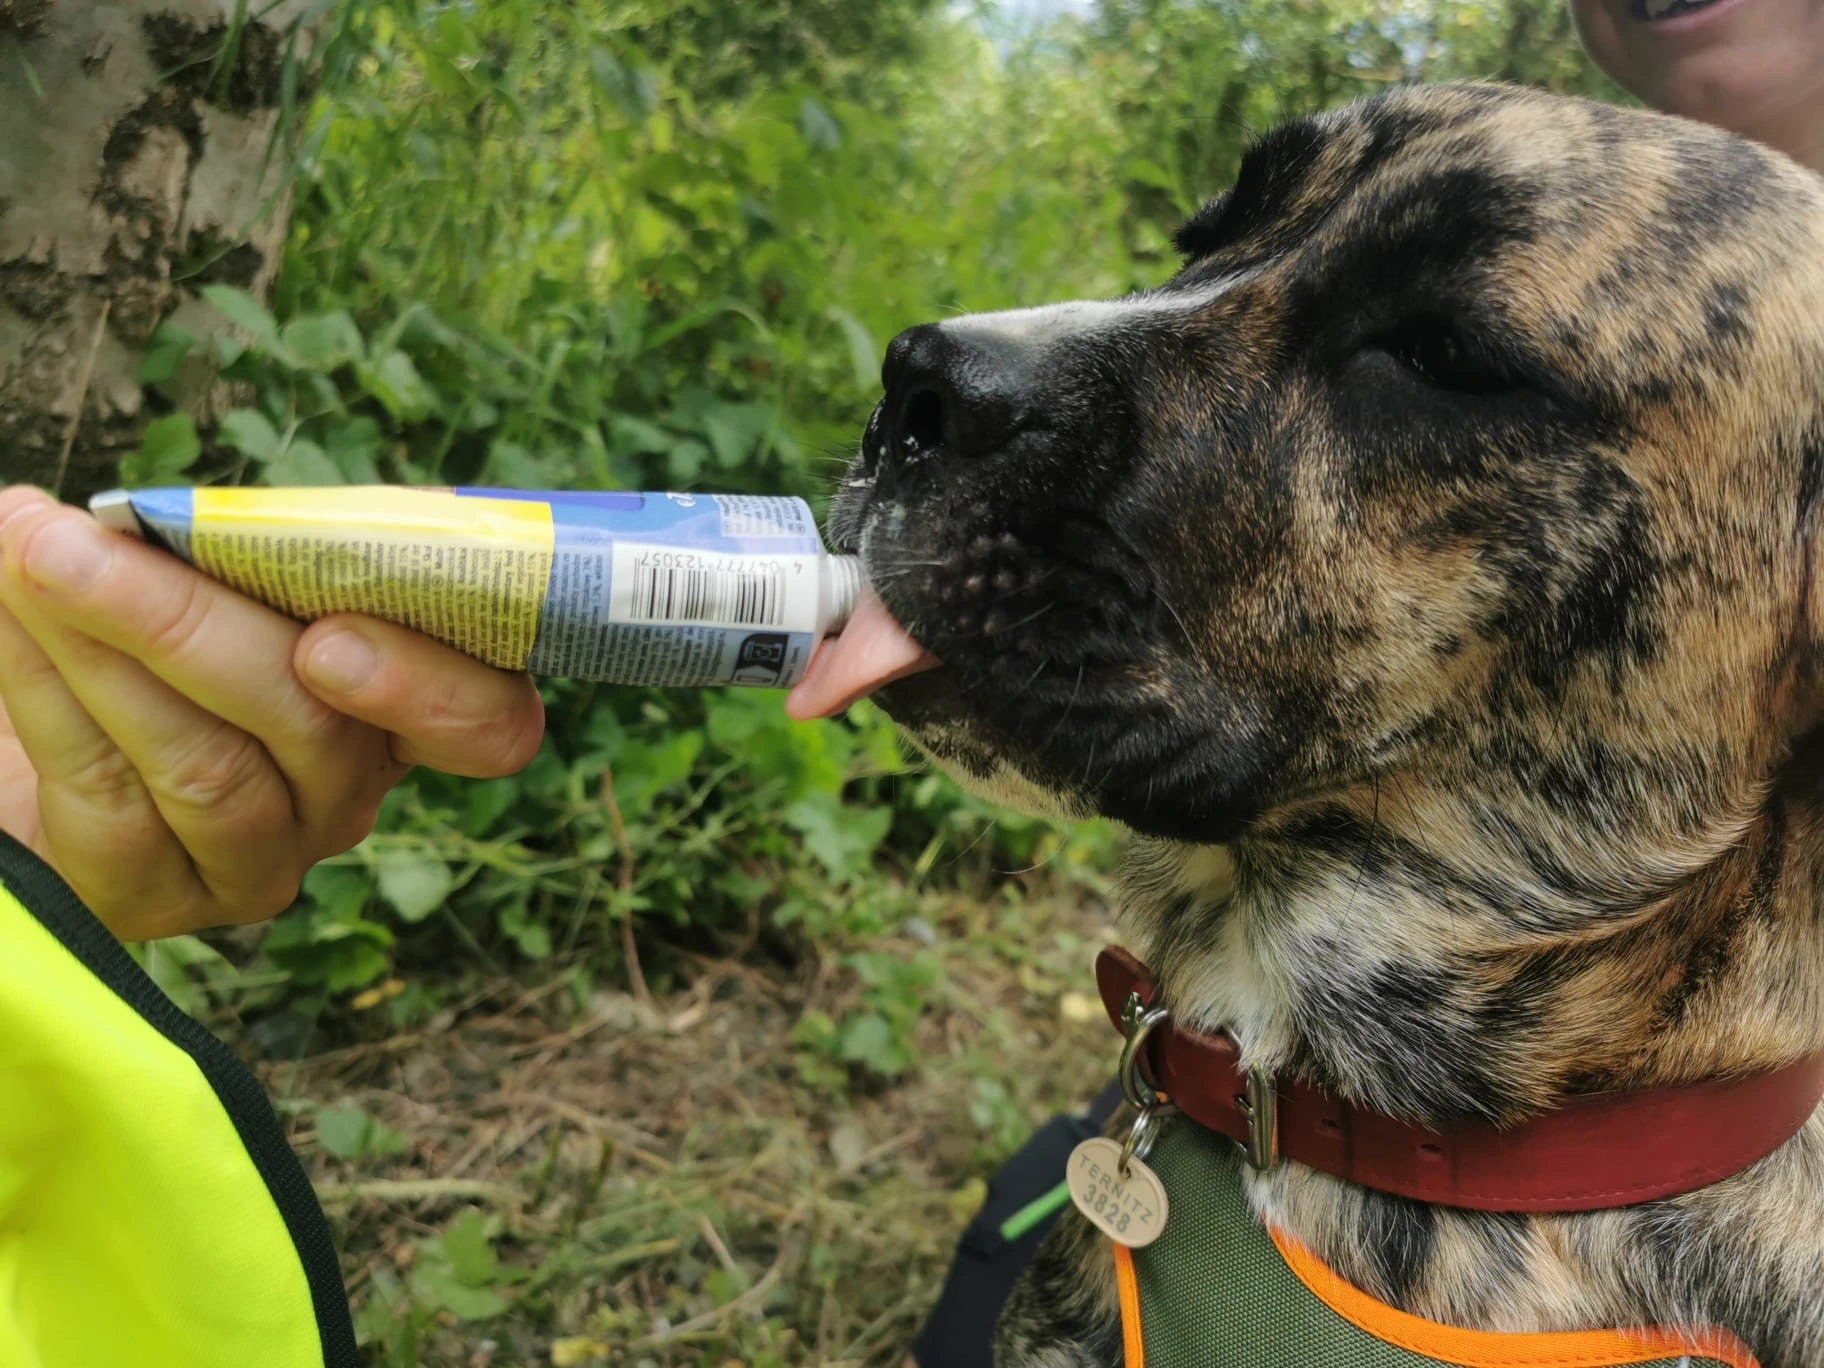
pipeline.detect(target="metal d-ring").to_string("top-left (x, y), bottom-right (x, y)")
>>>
top-left (1118, 1104), bottom-right (1169, 1179)
top-left (1117, 992), bottom-right (1172, 1113)
top-left (1116, 990), bottom-right (1180, 1178)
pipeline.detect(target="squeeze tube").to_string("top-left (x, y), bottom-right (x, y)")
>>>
top-left (89, 486), bottom-right (862, 690)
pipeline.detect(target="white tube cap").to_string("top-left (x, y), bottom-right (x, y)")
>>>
top-left (88, 489), bottom-right (144, 536)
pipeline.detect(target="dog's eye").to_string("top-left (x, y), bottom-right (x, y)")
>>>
top-left (1374, 319), bottom-right (1513, 396)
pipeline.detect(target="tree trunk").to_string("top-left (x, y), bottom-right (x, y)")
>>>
top-left (0, 0), bottom-right (303, 503)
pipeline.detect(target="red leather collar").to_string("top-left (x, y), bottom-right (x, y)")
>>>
top-left (1096, 945), bottom-right (1824, 1213)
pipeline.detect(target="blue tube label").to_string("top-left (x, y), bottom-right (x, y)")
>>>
top-left (113, 487), bottom-right (836, 688)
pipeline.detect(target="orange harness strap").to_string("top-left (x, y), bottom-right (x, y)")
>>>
top-left (1116, 1228), bottom-right (1760, 1368)
top-left (1267, 1227), bottom-right (1760, 1368)
top-left (1113, 1243), bottom-right (1146, 1368)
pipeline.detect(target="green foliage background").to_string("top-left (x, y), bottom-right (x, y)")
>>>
top-left (132, 0), bottom-right (1618, 1071)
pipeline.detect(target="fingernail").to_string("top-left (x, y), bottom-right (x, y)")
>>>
top-left (304, 629), bottom-right (379, 693)
top-left (23, 519), bottom-right (111, 593)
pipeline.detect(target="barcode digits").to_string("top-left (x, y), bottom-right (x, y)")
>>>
top-left (629, 560), bottom-right (784, 627)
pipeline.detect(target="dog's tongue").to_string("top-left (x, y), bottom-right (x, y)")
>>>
top-left (785, 582), bottom-right (939, 720)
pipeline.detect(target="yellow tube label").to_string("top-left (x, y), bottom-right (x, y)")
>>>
top-left (190, 487), bottom-right (555, 669)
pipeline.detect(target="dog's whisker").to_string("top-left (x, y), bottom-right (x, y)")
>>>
top-left (867, 558), bottom-right (947, 572)
top-left (995, 600), bottom-right (1057, 635)
top-left (1034, 663), bottom-right (1088, 755)
top-left (1152, 583), bottom-right (1193, 646)
top-left (1339, 774), bottom-right (1384, 927)
top-left (936, 811), bottom-right (1000, 870)
top-left (1012, 657), bottom-right (1050, 699)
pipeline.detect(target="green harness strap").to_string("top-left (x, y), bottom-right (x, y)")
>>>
top-left (0, 832), bottom-right (357, 1368)
top-left (1129, 1120), bottom-right (1743, 1368)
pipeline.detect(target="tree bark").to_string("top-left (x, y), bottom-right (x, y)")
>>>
top-left (0, 0), bottom-right (302, 502)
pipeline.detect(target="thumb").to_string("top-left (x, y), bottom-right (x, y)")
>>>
top-left (296, 614), bottom-right (546, 777)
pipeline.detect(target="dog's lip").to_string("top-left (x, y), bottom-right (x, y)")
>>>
top-left (784, 581), bottom-right (941, 720)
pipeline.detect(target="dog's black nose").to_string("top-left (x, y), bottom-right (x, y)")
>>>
top-left (880, 323), bottom-right (1037, 462)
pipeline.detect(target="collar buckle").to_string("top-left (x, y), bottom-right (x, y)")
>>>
top-left (1238, 1067), bottom-right (1279, 1172)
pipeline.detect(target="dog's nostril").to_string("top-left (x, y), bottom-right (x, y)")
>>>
top-left (901, 387), bottom-right (945, 454)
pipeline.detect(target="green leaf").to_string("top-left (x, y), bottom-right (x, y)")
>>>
top-left (456, 397), bottom-right (498, 433)
top-left (665, 436), bottom-right (707, 483)
top-left (441, 1209), bottom-right (498, 1285)
top-left (351, 1296), bottom-right (396, 1347)
top-left (200, 284), bottom-right (282, 352)
top-left (217, 408), bottom-right (282, 463)
top-left (306, 916), bottom-right (395, 948)
top-left (319, 940), bottom-right (392, 994)
top-left (325, 417), bottom-right (384, 483)
top-left (315, 1104), bottom-right (406, 1160)
top-left (484, 439), bottom-right (549, 488)
top-left (783, 792), bottom-right (893, 883)
top-left (825, 306), bottom-right (879, 393)
top-left (302, 863), bottom-right (372, 922)
top-left (139, 322), bottom-right (198, 384)
top-left (153, 933), bottom-right (231, 970)
top-left (850, 700), bottom-right (908, 774)
top-left (264, 884), bottom-right (394, 991)
top-left (373, 853), bottom-right (455, 923)
top-left (836, 1010), bottom-right (910, 1076)
top-left (590, 47), bottom-right (657, 122)
top-left (799, 97), bottom-right (842, 151)
top-left (498, 897), bottom-right (551, 960)
top-left (703, 690), bottom-right (772, 748)
top-left (280, 311), bottom-right (365, 370)
top-left (607, 414), bottom-right (672, 455)
top-left (610, 731), bottom-right (703, 810)
top-left (140, 935), bottom-right (225, 1017)
top-left (356, 349), bottom-right (435, 422)
top-left (120, 413), bottom-right (201, 486)
top-left (461, 777), bottom-right (519, 837)
top-left (263, 438), bottom-right (346, 486)
top-left (409, 1262), bottom-right (507, 1321)
top-left (699, 401), bottom-right (772, 469)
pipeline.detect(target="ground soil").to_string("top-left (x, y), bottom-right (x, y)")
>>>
top-left (257, 885), bottom-right (1120, 1367)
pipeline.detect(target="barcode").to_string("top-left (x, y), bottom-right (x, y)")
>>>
top-left (627, 560), bottom-right (785, 627)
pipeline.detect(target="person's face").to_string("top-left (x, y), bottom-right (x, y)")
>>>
top-left (1570, 0), bottom-right (1824, 156)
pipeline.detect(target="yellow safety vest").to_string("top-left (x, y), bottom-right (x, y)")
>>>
top-left (0, 831), bottom-right (356, 1367)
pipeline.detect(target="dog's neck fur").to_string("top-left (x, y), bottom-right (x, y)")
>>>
top-left (1115, 723), bottom-right (1824, 1360)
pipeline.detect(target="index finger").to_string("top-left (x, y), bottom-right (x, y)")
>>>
top-left (0, 501), bottom-right (360, 809)
top-left (0, 488), bottom-right (545, 782)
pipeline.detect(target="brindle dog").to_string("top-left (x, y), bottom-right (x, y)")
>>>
top-left (828, 83), bottom-right (1824, 1365)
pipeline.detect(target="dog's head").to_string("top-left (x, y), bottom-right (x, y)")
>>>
top-left (827, 83), bottom-right (1824, 876)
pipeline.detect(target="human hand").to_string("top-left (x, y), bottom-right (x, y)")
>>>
top-left (0, 485), bottom-right (546, 941)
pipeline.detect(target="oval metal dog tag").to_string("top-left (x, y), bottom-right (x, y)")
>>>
top-left (1067, 1137), bottom-right (1169, 1248)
